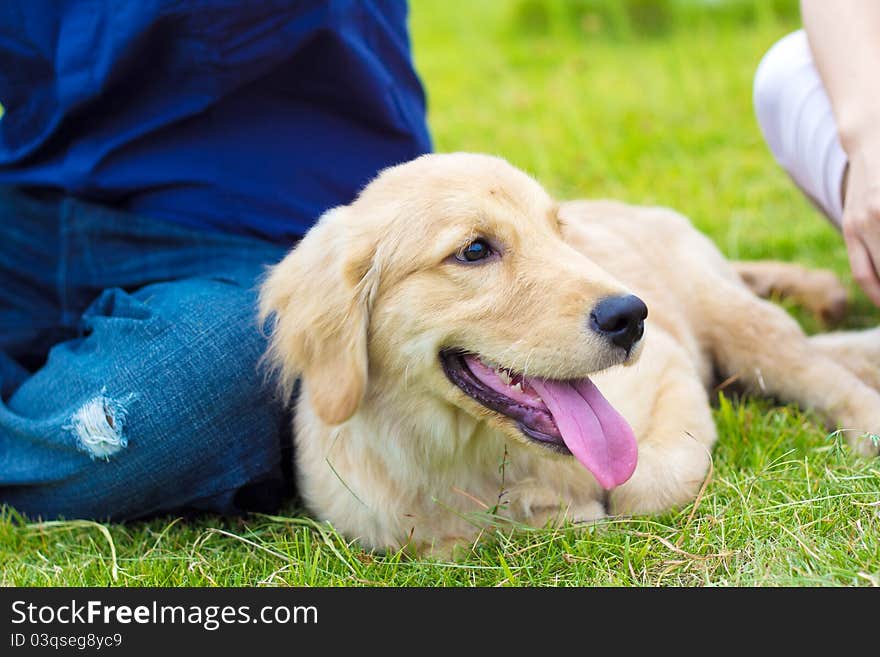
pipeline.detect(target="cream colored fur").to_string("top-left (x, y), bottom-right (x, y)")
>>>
top-left (259, 153), bottom-right (880, 556)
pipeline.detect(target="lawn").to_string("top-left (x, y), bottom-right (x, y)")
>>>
top-left (2, 0), bottom-right (879, 587)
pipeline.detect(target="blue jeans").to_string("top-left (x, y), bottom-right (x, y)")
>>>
top-left (0, 187), bottom-right (293, 520)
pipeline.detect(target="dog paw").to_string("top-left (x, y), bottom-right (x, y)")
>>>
top-left (835, 404), bottom-right (880, 456)
top-left (846, 431), bottom-right (880, 457)
top-left (418, 536), bottom-right (474, 561)
top-left (809, 271), bottom-right (849, 325)
top-left (734, 262), bottom-right (849, 324)
top-left (528, 499), bottom-right (607, 528)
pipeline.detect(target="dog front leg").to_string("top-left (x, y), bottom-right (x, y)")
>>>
top-left (608, 333), bottom-right (717, 515)
top-left (507, 480), bottom-right (607, 527)
top-left (809, 327), bottom-right (880, 390)
top-left (706, 283), bottom-right (880, 455)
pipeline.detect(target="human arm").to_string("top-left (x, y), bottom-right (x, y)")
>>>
top-left (801, 0), bottom-right (880, 305)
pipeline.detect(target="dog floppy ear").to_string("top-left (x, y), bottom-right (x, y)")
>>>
top-left (259, 207), bottom-right (377, 425)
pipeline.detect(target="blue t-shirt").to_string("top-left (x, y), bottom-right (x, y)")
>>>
top-left (0, 0), bottom-right (432, 244)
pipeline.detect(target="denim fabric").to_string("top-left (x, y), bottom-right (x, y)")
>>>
top-left (0, 187), bottom-right (294, 520)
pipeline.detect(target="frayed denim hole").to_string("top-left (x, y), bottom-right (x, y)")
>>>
top-left (63, 387), bottom-right (139, 460)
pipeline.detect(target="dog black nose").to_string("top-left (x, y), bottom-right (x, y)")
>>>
top-left (589, 295), bottom-right (648, 351)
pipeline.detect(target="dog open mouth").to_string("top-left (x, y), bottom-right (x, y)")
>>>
top-left (440, 350), bottom-right (638, 489)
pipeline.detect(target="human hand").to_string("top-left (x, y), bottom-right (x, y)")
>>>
top-left (841, 137), bottom-right (880, 306)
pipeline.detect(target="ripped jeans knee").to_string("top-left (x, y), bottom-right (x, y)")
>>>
top-left (64, 388), bottom-right (137, 460)
top-left (0, 276), bottom-right (292, 521)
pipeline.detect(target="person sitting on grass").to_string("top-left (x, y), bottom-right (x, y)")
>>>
top-left (0, 1), bottom-right (430, 520)
top-left (754, 0), bottom-right (880, 307)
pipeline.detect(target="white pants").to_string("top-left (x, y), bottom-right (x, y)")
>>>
top-left (753, 30), bottom-right (847, 227)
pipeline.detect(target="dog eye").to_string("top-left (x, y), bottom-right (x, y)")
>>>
top-left (455, 239), bottom-right (493, 263)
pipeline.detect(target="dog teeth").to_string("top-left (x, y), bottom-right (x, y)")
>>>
top-left (481, 357), bottom-right (522, 390)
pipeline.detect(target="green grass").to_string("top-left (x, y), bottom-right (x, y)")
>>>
top-left (2, 0), bottom-right (879, 587)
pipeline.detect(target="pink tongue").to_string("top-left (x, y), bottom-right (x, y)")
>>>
top-left (529, 378), bottom-right (638, 490)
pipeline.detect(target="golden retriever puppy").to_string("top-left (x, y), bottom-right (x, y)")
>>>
top-left (259, 153), bottom-right (880, 556)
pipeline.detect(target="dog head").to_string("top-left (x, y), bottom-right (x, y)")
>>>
top-left (260, 153), bottom-right (646, 489)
